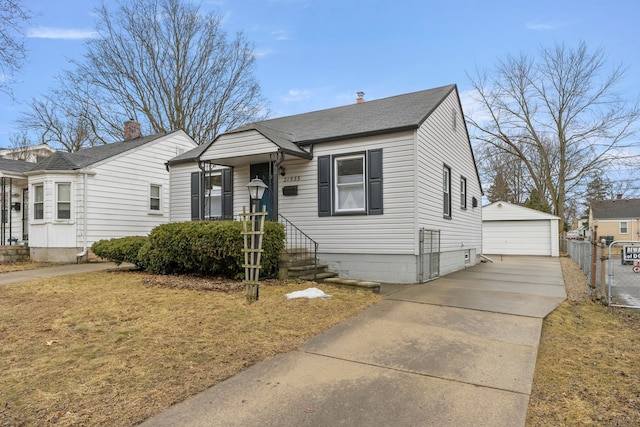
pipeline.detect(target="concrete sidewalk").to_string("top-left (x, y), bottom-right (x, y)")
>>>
top-left (0, 262), bottom-right (134, 285)
top-left (141, 256), bottom-right (566, 427)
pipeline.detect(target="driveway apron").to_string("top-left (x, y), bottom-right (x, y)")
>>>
top-left (141, 256), bottom-right (566, 427)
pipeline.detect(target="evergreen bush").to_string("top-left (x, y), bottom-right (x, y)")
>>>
top-left (91, 236), bottom-right (148, 268)
top-left (138, 220), bottom-right (285, 279)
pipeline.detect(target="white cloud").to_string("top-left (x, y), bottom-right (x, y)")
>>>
top-left (525, 21), bottom-right (556, 31)
top-left (272, 29), bottom-right (292, 41)
top-left (254, 48), bottom-right (274, 58)
top-left (27, 27), bottom-right (98, 40)
top-left (282, 89), bottom-right (313, 103)
top-left (459, 88), bottom-right (492, 124)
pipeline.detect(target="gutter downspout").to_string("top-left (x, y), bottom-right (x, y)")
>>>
top-left (272, 151), bottom-right (285, 219)
top-left (75, 172), bottom-right (89, 262)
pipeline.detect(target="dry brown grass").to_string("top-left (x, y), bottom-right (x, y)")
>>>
top-left (526, 257), bottom-right (640, 426)
top-left (0, 261), bottom-right (54, 273)
top-left (0, 271), bottom-right (382, 426)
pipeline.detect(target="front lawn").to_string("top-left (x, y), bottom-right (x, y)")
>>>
top-left (0, 271), bottom-right (381, 426)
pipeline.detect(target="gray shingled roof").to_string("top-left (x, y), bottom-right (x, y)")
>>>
top-left (0, 157), bottom-right (37, 174)
top-left (591, 198), bottom-right (640, 219)
top-left (167, 140), bottom-right (213, 165)
top-left (28, 132), bottom-right (168, 172)
top-left (229, 84), bottom-right (456, 145)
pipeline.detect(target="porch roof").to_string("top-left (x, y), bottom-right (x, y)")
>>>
top-left (0, 158), bottom-right (36, 174)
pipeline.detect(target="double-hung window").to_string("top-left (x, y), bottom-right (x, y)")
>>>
top-left (56, 183), bottom-right (71, 220)
top-left (620, 221), bottom-right (628, 234)
top-left (443, 165), bottom-right (451, 218)
top-left (318, 149), bottom-right (383, 217)
top-left (204, 172), bottom-right (222, 218)
top-left (34, 184), bottom-right (44, 220)
top-left (460, 177), bottom-right (467, 209)
top-left (150, 184), bottom-right (161, 212)
top-left (335, 154), bottom-right (365, 213)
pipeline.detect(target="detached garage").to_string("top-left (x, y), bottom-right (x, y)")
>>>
top-left (483, 201), bottom-right (560, 257)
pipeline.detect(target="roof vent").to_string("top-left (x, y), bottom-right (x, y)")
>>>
top-left (357, 91), bottom-right (365, 104)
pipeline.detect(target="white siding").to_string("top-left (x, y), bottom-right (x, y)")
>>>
top-left (170, 162), bottom-right (200, 222)
top-left (84, 131), bottom-right (197, 244)
top-left (273, 131), bottom-right (417, 255)
top-left (29, 131), bottom-right (197, 259)
top-left (28, 173), bottom-right (81, 248)
top-left (416, 90), bottom-right (483, 272)
top-left (200, 130), bottom-right (277, 162)
top-left (482, 201), bottom-right (560, 256)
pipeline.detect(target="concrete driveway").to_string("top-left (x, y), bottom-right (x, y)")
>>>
top-left (141, 256), bottom-right (566, 427)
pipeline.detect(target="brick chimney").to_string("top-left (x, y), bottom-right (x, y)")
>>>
top-left (124, 119), bottom-right (141, 141)
top-left (616, 194), bottom-right (623, 200)
top-left (357, 91), bottom-right (365, 104)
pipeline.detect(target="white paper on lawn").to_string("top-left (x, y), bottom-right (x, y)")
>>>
top-left (285, 287), bottom-right (332, 299)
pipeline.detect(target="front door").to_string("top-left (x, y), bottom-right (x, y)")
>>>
top-left (249, 162), bottom-right (274, 219)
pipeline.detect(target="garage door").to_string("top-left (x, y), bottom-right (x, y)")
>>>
top-left (483, 220), bottom-right (552, 256)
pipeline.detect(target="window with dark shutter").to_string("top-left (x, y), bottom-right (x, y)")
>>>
top-left (318, 150), bottom-right (383, 217)
top-left (367, 149), bottom-right (383, 215)
top-left (318, 155), bottom-right (331, 216)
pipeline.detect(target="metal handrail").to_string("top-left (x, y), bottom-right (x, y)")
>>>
top-left (278, 214), bottom-right (318, 280)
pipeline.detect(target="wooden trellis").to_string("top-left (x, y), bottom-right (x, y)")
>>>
top-left (241, 204), bottom-right (267, 302)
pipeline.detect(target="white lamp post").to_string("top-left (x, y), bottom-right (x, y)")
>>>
top-left (246, 177), bottom-right (268, 211)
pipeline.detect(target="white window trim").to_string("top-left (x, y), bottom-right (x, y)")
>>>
top-left (443, 165), bottom-right (451, 218)
top-left (33, 183), bottom-right (45, 222)
top-left (55, 182), bottom-right (72, 222)
top-left (620, 221), bottom-right (628, 234)
top-left (460, 177), bottom-right (467, 209)
top-left (149, 183), bottom-right (163, 215)
top-left (333, 154), bottom-right (366, 214)
top-left (204, 171), bottom-right (223, 218)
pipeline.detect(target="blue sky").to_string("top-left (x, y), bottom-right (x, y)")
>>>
top-left (2, 0), bottom-right (639, 142)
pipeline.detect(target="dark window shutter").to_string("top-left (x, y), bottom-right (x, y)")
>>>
top-left (190, 172), bottom-right (200, 220)
top-left (222, 168), bottom-right (234, 219)
top-left (318, 155), bottom-right (331, 217)
top-left (367, 149), bottom-right (383, 215)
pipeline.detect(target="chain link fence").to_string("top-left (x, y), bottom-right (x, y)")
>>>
top-left (566, 239), bottom-right (640, 308)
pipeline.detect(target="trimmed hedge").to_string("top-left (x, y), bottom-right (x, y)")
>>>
top-left (137, 220), bottom-right (285, 279)
top-left (91, 236), bottom-right (148, 268)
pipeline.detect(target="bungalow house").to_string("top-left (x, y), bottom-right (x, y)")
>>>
top-left (589, 197), bottom-right (640, 244)
top-left (0, 122), bottom-right (198, 262)
top-left (168, 84), bottom-right (483, 283)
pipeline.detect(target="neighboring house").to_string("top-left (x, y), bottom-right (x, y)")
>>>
top-left (0, 143), bottom-right (56, 163)
top-left (168, 85), bottom-right (483, 283)
top-left (0, 158), bottom-right (38, 245)
top-left (482, 201), bottom-right (561, 257)
top-left (0, 122), bottom-right (197, 262)
top-left (589, 197), bottom-right (640, 244)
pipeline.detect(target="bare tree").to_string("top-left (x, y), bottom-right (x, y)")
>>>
top-left (0, 0), bottom-right (32, 96)
top-left (466, 41), bottom-right (640, 229)
top-left (19, 95), bottom-right (101, 152)
top-left (21, 0), bottom-right (268, 149)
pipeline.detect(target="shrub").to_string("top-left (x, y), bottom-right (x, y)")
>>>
top-left (91, 236), bottom-right (148, 268)
top-left (138, 220), bottom-right (285, 279)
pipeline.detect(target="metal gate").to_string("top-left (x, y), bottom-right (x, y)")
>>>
top-left (418, 228), bottom-right (440, 282)
top-left (607, 240), bottom-right (640, 308)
